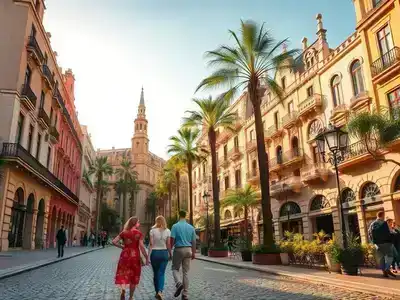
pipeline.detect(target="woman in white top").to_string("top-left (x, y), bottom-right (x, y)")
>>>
top-left (149, 215), bottom-right (172, 300)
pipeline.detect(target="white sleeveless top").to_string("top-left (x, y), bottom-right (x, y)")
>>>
top-left (150, 228), bottom-right (171, 250)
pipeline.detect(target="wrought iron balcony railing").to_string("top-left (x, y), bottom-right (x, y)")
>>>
top-left (42, 64), bottom-right (55, 87)
top-left (38, 107), bottom-right (51, 127)
top-left (27, 35), bottom-right (44, 63)
top-left (20, 84), bottom-right (37, 110)
top-left (371, 47), bottom-right (400, 77)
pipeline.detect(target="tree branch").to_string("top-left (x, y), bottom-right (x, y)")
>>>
top-left (364, 137), bottom-right (400, 167)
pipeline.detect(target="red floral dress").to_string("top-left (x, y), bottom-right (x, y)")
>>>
top-left (115, 229), bottom-right (143, 286)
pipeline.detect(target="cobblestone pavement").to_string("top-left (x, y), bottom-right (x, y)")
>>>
top-left (0, 247), bottom-right (394, 300)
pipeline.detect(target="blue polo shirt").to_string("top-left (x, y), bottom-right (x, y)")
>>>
top-left (171, 220), bottom-right (196, 247)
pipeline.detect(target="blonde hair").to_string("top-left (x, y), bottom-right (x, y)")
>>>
top-left (152, 215), bottom-right (167, 230)
top-left (124, 216), bottom-right (139, 231)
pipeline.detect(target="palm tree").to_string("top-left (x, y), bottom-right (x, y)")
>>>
top-left (196, 21), bottom-right (298, 246)
top-left (89, 156), bottom-right (113, 235)
top-left (114, 178), bottom-right (125, 223)
top-left (347, 108), bottom-right (400, 167)
top-left (162, 167), bottom-right (175, 218)
top-left (165, 156), bottom-right (186, 213)
top-left (155, 175), bottom-right (169, 216)
top-left (127, 177), bottom-right (140, 217)
top-left (183, 96), bottom-right (237, 246)
top-left (146, 191), bottom-right (158, 223)
top-left (116, 157), bottom-right (138, 222)
top-left (168, 127), bottom-right (204, 225)
top-left (221, 185), bottom-right (260, 248)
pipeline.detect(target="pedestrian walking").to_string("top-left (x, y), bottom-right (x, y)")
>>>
top-left (171, 210), bottom-right (196, 300)
top-left (368, 211), bottom-right (396, 278)
top-left (91, 233), bottom-right (95, 247)
top-left (113, 217), bottom-right (149, 300)
top-left (56, 225), bottom-right (67, 258)
top-left (149, 215), bottom-right (172, 300)
top-left (101, 231), bottom-right (107, 248)
top-left (83, 233), bottom-right (88, 247)
top-left (389, 219), bottom-right (400, 272)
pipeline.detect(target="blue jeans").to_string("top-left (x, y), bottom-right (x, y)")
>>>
top-left (151, 250), bottom-right (169, 293)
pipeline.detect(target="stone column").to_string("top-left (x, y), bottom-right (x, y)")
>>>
top-left (31, 208), bottom-right (38, 249)
top-left (331, 208), bottom-right (342, 243)
top-left (302, 216), bottom-right (311, 240)
top-left (356, 204), bottom-right (367, 244)
top-left (43, 211), bottom-right (49, 249)
top-left (273, 219), bottom-right (280, 241)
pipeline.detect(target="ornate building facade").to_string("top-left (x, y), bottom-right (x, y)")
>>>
top-left (192, 0), bottom-right (400, 245)
top-left (97, 88), bottom-right (165, 233)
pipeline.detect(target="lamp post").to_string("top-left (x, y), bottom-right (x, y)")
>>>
top-left (202, 191), bottom-right (211, 248)
top-left (315, 124), bottom-right (349, 248)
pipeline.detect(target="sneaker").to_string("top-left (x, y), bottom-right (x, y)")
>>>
top-left (174, 283), bottom-right (183, 297)
top-left (387, 269), bottom-right (397, 278)
top-left (155, 292), bottom-right (163, 300)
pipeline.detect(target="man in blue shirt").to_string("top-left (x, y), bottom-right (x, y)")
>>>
top-left (170, 210), bottom-right (196, 300)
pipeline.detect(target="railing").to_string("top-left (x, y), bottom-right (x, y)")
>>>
top-left (298, 94), bottom-right (322, 115)
top-left (282, 111), bottom-right (299, 128)
top-left (0, 143), bottom-right (79, 204)
top-left (228, 146), bottom-right (243, 158)
top-left (27, 35), bottom-right (44, 63)
top-left (269, 148), bottom-right (303, 168)
top-left (246, 170), bottom-right (259, 180)
top-left (300, 163), bottom-right (327, 179)
top-left (342, 140), bottom-right (376, 161)
top-left (331, 103), bottom-right (348, 116)
top-left (21, 84), bottom-right (37, 108)
top-left (49, 126), bottom-right (59, 140)
top-left (350, 90), bottom-right (369, 107)
top-left (42, 64), bottom-right (55, 87)
top-left (266, 122), bottom-right (283, 137)
top-left (246, 139), bottom-right (257, 151)
top-left (38, 108), bottom-right (50, 127)
top-left (371, 47), bottom-right (400, 77)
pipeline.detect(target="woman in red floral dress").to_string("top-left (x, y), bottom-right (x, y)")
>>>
top-left (112, 217), bottom-right (149, 300)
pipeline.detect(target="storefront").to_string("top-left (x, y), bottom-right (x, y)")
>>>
top-left (308, 195), bottom-right (334, 237)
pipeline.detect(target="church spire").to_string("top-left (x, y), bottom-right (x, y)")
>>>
top-left (140, 86), bottom-right (145, 105)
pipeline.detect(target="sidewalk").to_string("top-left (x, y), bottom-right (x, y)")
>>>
top-left (197, 255), bottom-right (400, 298)
top-left (0, 246), bottom-right (102, 279)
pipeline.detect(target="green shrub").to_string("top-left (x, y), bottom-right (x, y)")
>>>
top-left (251, 244), bottom-right (281, 254)
top-left (209, 245), bottom-right (228, 251)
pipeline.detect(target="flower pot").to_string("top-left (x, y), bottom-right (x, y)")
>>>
top-left (340, 264), bottom-right (359, 276)
top-left (280, 252), bottom-right (290, 266)
top-left (252, 253), bottom-right (282, 265)
top-left (208, 249), bottom-right (228, 258)
top-left (241, 250), bottom-right (252, 262)
top-left (201, 247), bottom-right (209, 256)
top-left (325, 252), bottom-right (340, 273)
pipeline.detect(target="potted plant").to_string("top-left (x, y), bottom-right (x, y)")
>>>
top-left (251, 244), bottom-right (282, 265)
top-left (324, 236), bottom-right (341, 273)
top-left (200, 243), bottom-right (209, 256)
top-left (337, 234), bottom-right (364, 275)
top-left (235, 237), bottom-right (252, 262)
top-left (208, 244), bottom-right (229, 257)
top-left (278, 241), bottom-right (292, 266)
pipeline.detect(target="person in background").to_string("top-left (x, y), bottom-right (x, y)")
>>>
top-left (389, 219), bottom-right (400, 273)
top-left (368, 211), bottom-right (395, 278)
top-left (148, 215), bottom-right (172, 300)
top-left (101, 230), bottom-right (107, 248)
top-left (56, 225), bottom-right (67, 258)
top-left (91, 232), bottom-right (95, 247)
top-left (171, 210), bottom-right (196, 300)
top-left (83, 233), bottom-right (88, 247)
top-left (113, 217), bottom-right (149, 300)
top-left (227, 234), bottom-right (234, 255)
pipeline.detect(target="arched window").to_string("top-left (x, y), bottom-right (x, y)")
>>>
top-left (234, 208), bottom-right (243, 218)
top-left (394, 175), bottom-right (400, 192)
top-left (280, 201), bottom-right (301, 217)
top-left (291, 137), bottom-right (299, 156)
top-left (310, 195), bottom-right (330, 211)
top-left (350, 60), bottom-right (365, 96)
top-left (341, 188), bottom-right (356, 204)
top-left (276, 146), bottom-right (283, 164)
top-left (308, 119), bottom-right (324, 140)
top-left (224, 210), bottom-right (232, 219)
top-left (251, 160), bottom-right (257, 176)
top-left (361, 182), bottom-right (380, 200)
top-left (331, 75), bottom-right (342, 107)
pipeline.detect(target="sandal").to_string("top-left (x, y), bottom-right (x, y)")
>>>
top-left (120, 289), bottom-right (125, 300)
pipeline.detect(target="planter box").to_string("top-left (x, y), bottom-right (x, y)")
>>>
top-left (280, 252), bottom-right (290, 265)
top-left (241, 250), bottom-right (252, 262)
top-left (252, 253), bottom-right (282, 265)
top-left (341, 264), bottom-right (359, 276)
top-left (325, 253), bottom-right (340, 273)
top-left (208, 249), bottom-right (228, 258)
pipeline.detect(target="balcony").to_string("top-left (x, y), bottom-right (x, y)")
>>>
top-left (269, 148), bottom-right (304, 172)
top-left (217, 130), bottom-right (231, 145)
top-left (26, 35), bottom-right (44, 64)
top-left (338, 140), bottom-right (375, 171)
top-left (330, 104), bottom-right (349, 124)
top-left (228, 146), bottom-right (243, 161)
top-left (282, 111), bottom-right (299, 129)
top-left (234, 118), bottom-right (244, 130)
top-left (49, 126), bottom-right (60, 144)
top-left (246, 170), bottom-right (260, 185)
top-left (270, 176), bottom-right (302, 198)
top-left (52, 87), bottom-right (63, 109)
top-left (20, 84), bottom-right (37, 111)
top-left (298, 94), bottom-right (322, 119)
top-left (42, 64), bottom-right (55, 88)
top-left (219, 155), bottom-right (230, 168)
top-left (349, 91), bottom-right (371, 111)
top-left (265, 123), bottom-right (284, 140)
top-left (38, 108), bottom-right (50, 129)
top-left (0, 143), bottom-right (79, 204)
top-left (246, 139), bottom-right (257, 152)
top-left (301, 163), bottom-right (330, 183)
top-left (371, 47), bottom-right (400, 82)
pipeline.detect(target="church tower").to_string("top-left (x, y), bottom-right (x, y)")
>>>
top-left (132, 87), bottom-right (149, 161)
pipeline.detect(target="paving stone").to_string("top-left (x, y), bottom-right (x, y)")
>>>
top-left (0, 247), bottom-right (394, 300)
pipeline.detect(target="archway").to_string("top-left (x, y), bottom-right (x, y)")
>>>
top-left (291, 137), bottom-right (299, 157)
top-left (279, 201), bottom-right (303, 235)
top-left (8, 188), bottom-right (25, 248)
top-left (49, 206), bottom-right (57, 247)
top-left (22, 193), bottom-right (35, 249)
top-left (224, 210), bottom-right (232, 220)
top-left (310, 195), bottom-right (334, 237)
top-left (35, 199), bottom-right (45, 249)
top-left (360, 181), bottom-right (382, 240)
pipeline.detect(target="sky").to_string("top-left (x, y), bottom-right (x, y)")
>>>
top-left (43, 0), bottom-right (356, 159)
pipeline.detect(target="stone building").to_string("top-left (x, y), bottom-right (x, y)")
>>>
top-left (192, 0), bottom-right (400, 245)
top-left (0, 0), bottom-right (82, 251)
top-left (97, 88), bottom-right (165, 234)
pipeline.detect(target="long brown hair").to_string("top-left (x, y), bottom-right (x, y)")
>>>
top-left (124, 216), bottom-right (139, 231)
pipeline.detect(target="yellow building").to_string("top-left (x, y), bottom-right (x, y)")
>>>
top-left (192, 3), bottom-right (400, 245)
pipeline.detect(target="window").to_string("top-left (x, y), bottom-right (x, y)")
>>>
top-left (139, 124), bottom-right (142, 130)
top-left (234, 136), bottom-right (239, 149)
top-left (251, 160), bottom-right (257, 175)
top-left (50, 108), bottom-right (54, 125)
top-left (194, 194), bottom-right (197, 206)
top-left (36, 133), bottom-right (42, 160)
top-left (276, 146), bottom-right (283, 164)
top-left (235, 169), bottom-right (241, 188)
top-left (224, 176), bottom-right (230, 190)
top-left (373, 0), bottom-right (382, 7)
top-left (377, 25), bottom-right (394, 56)
top-left (31, 25), bottom-right (37, 37)
top-left (223, 145), bottom-right (228, 160)
top-left (40, 91), bottom-right (45, 109)
top-left (27, 125), bottom-right (34, 153)
top-left (47, 146), bottom-right (51, 168)
top-left (267, 92), bottom-right (272, 103)
top-left (281, 76), bottom-right (286, 90)
top-left (307, 86), bottom-right (314, 97)
top-left (274, 112), bottom-right (279, 128)
top-left (388, 87), bottom-right (400, 119)
top-left (312, 146), bottom-right (321, 163)
top-left (54, 114), bottom-right (58, 128)
top-left (350, 60), bottom-right (365, 96)
top-left (331, 75), bottom-right (342, 107)
top-left (24, 67), bottom-right (32, 87)
top-left (288, 101), bottom-right (294, 113)
top-left (16, 113), bottom-right (24, 144)
top-left (249, 130), bottom-right (254, 141)
top-left (193, 171), bottom-right (196, 183)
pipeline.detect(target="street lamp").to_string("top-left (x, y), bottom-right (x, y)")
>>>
top-left (202, 191), bottom-right (211, 248)
top-left (315, 124), bottom-right (349, 248)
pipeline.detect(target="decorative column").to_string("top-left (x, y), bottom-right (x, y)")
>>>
top-left (356, 203), bottom-right (367, 244)
top-left (31, 208), bottom-right (38, 249)
top-left (302, 215), bottom-right (311, 240)
top-left (43, 211), bottom-right (49, 249)
top-left (331, 208), bottom-right (342, 244)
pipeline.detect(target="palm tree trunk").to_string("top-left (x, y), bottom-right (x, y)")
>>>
top-left (118, 193), bottom-right (123, 230)
top-left (208, 129), bottom-right (221, 247)
top-left (250, 85), bottom-right (274, 246)
top-left (176, 172), bottom-right (180, 213)
top-left (187, 159), bottom-right (194, 225)
top-left (123, 191), bottom-right (128, 223)
top-left (244, 206), bottom-right (249, 249)
top-left (95, 175), bottom-right (102, 236)
top-left (168, 185), bottom-right (172, 219)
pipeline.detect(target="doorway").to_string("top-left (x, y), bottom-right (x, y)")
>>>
top-left (315, 214), bottom-right (334, 237)
top-left (8, 188), bottom-right (26, 248)
top-left (347, 213), bottom-right (360, 239)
